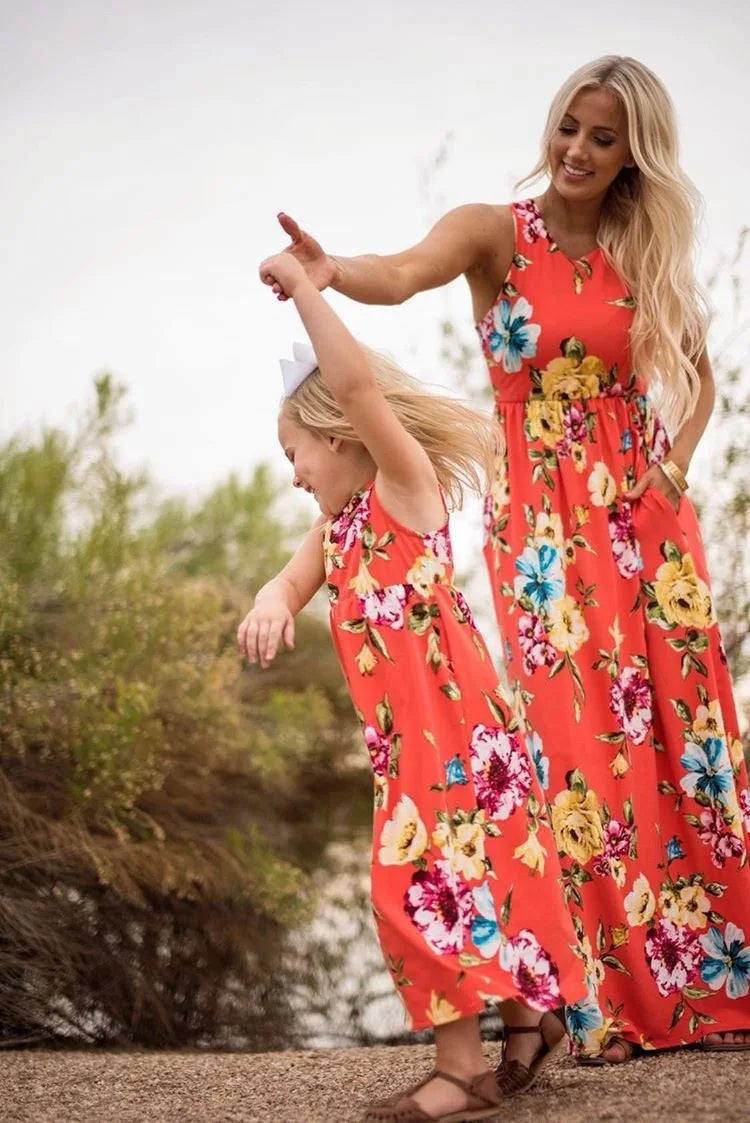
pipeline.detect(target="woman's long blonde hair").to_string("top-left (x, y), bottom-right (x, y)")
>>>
top-left (519, 55), bottom-right (709, 430)
top-left (280, 346), bottom-right (499, 509)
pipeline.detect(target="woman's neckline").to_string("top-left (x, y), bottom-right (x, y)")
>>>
top-left (527, 196), bottom-right (602, 263)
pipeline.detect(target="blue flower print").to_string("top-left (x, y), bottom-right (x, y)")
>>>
top-left (444, 754), bottom-right (469, 789)
top-left (526, 731), bottom-right (549, 791)
top-left (620, 428), bottom-right (633, 453)
top-left (680, 737), bottom-right (734, 806)
top-left (666, 836), bottom-right (685, 862)
top-left (565, 991), bottom-right (603, 1046)
top-left (513, 544), bottom-right (564, 612)
top-left (700, 923), bottom-right (750, 999)
top-left (488, 296), bottom-right (541, 374)
top-left (471, 882), bottom-right (501, 959)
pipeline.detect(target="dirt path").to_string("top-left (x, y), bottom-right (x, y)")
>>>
top-left (2, 1044), bottom-right (749, 1122)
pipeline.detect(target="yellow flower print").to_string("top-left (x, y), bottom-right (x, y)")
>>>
top-left (534, 511), bottom-right (565, 551)
top-left (653, 553), bottom-right (716, 629)
top-left (571, 443), bottom-right (587, 472)
top-left (587, 461), bottom-right (617, 507)
top-left (433, 818), bottom-right (486, 881)
top-left (578, 935), bottom-right (606, 988)
top-left (348, 559), bottom-right (380, 596)
top-left (624, 873), bottom-right (656, 926)
top-left (513, 823), bottom-right (548, 876)
top-left (551, 788), bottom-right (605, 864)
top-left (406, 554), bottom-right (447, 597)
top-left (659, 884), bottom-right (710, 930)
top-left (378, 795), bottom-right (428, 865)
top-left (548, 595), bottom-right (590, 654)
top-left (527, 401), bottom-right (564, 448)
top-left (730, 736), bottom-right (745, 770)
top-left (355, 643), bottom-right (377, 675)
top-left (540, 354), bottom-right (604, 399)
top-left (427, 991), bottom-right (461, 1026)
top-left (692, 700), bottom-right (725, 742)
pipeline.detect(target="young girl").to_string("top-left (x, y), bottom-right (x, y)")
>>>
top-left (238, 250), bottom-right (586, 1121)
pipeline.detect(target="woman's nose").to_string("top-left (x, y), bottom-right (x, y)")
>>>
top-left (292, 473), bottom-right (302, 489)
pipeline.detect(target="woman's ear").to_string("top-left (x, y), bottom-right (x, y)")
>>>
top-left (623, 153), bottom-right (636, 169)
top-left (328, 436), bottom-right (343, 453)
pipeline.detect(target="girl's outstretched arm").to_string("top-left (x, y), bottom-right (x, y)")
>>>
top-left (237, 515), bottom-right (325, 668)
top-left (260, 253), bottom-right (443, 525)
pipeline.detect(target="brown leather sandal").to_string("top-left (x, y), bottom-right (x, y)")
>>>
top-left (495, 1010), bottom-right (567, 1094)
top-left (576, 1036), bottom-right (640, 1065)
top-left (362, 1068), bottom-right (501, 1122)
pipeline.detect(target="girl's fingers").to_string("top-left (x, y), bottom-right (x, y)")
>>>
top-left (282, 616), bottom-right (295, 650)
top-left (257, 620), bottom-right (271, 665)
top-left (245, 618), bottom-right (259, 663)
top-left (265, 621), bottom-right (282, 663)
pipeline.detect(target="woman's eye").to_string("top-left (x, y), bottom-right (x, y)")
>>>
top-left (559, 125), bottom-right (576, 135)
top-left (594, 137), bottom-right (614, 147)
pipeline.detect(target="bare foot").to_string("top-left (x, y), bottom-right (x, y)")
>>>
top-left (599, 1037), bottom-right (635, 1063)
top-left (702, 1029), bottom-right (750, 1048)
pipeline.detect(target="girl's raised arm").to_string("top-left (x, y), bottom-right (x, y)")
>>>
top-left (260, 253), bottom-right (442, 521)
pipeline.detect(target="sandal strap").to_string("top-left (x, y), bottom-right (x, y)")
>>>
top-left (430, 1069), bottom-right (499, 1108)
top-left (502, 1024), bottom-right (545, 1036)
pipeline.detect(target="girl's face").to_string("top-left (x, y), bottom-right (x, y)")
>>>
top-left (277, 415), bottom-right (372, 518)
top-left (548, 86), bottom-right (634, 202)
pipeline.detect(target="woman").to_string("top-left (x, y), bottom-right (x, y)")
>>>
top-left (260, 55), bottom-right (750, 1065)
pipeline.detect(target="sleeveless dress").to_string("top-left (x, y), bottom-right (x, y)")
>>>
top-left (475, 198), bottom-right (750, 1055)
top-left (324, 480), bottom-right (586, 1030)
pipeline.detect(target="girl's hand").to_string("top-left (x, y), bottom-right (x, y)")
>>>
top-left (268, 213), bottom-right (339, 300)
top-left (236, 598), bottom-right (295, 668)
top-left (624, 464), bottom-right (681, 511)
top-left (259, 251), bottom-right (310, 300)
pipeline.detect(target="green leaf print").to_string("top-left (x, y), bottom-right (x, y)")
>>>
top-left (500, 887), bottom-right (513, 928)
top-left (670, 698), bottom-right (693, 723)
top-left (600, 954), bottom-right (631, 975)
top-left (683, 986), bottom-right (712, 1000)
top-left (440, 682), bottom-right (462, 702)
top-left (669, 1000), bottom-right (685, 1031)
top-left (339, 618), bottom-right (367, 634)
top-left (407, 602), bottom-right (437, 636)
top-left (562, 336), bottom-right (586, 364)
top-left (661, 540), bottom-right (683, 565)
top-left (458, 953), bottom-right (487, 968)
top-left (375, 696), bottom-right (393, 735)
top-left (704, 882), bottom-right (727, 896)
top-left (512, 252), bottom-right (533, 269)
top-left (607, 294), bottom-right (637, 309)
top-left (367, 624), bottom-right (391, 661)
top-left (567, 768), bottom-right (588, 796)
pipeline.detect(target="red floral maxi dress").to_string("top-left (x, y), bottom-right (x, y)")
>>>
top-left (476, 198), bottom-right (750, 1055)
top-left (324, 480), bottom-right (586, 1031)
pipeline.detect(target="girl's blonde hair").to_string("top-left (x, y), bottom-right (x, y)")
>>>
top-left (280, 346), bottom-right (499, 509)
top-left (519, 55), bottom-right (709, 430)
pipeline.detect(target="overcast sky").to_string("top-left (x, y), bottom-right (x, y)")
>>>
top-left (2, 0), bottom-right (749, 564)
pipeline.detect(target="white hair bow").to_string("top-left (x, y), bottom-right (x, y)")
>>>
top-left (279, 341), bottom-right (318, 396)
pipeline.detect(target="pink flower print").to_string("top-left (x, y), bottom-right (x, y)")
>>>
top-left (644, 918), bottom-right (702, 997)
top-left (563, 401), bottom-right (588, 445)
top-left (422, 527), bottom-right (451, 565)
top-left (517, 612), bottom-right (557, 676)
top-left (608, 503), bottom-right (643, 580)
top-left (593, 819), bottom-right (632, 877)
top-left (359, 585), bottom-right (410, 630)
top-left (469, 724), bottom-right (533, 821)
top-left (405, 859), bottom-right (474, 955)
top-left (500, 929), bottom-right (562, 1010)
top-left (608, 666), bottom-right (653, 744)
top-left (697, 807), bottom-right (744, 868)
top-left (328, 487), bottom-right (371, 554)
top-left (516, 199), bottom-right (547, 244)
top-left (363, 725), bottom-right (391, 778)
top-left (740, 789), bottom-right (750, 833)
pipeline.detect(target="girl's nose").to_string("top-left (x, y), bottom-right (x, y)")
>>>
top-left (292, 474), bottom-right (302, 489)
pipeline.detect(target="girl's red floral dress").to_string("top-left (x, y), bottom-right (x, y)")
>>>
top-left (475, 198), bottom-right (750, 1054)
top-left (324, 480), bottom-right (586, 1030)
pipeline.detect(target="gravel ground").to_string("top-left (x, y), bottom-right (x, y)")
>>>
top-left (2, 1044), bottom-right (749, 1122)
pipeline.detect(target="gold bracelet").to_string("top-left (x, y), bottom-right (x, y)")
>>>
top-left (658, 459), bottom-right (689, 493)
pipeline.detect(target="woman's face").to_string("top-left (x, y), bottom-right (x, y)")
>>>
top-left (548, 86), bottom-right (634, 201)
